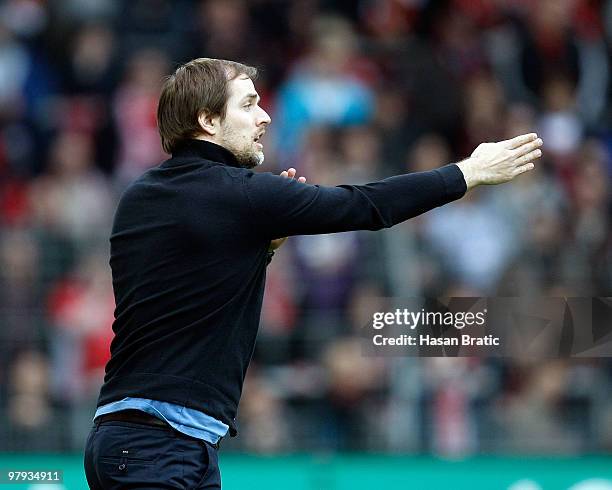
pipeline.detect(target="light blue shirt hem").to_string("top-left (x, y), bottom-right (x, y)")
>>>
top-left (94, 398), bottom-right (229, 445)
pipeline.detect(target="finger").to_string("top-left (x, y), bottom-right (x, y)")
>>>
top-left (280, 171), bottom-right (288, 178)
top-left (515, 148), bottom-right (542, 165)
top-left (503, 133), bottom-right (538, 149)
top-left (287, 168), bottom-right (296, 179)
top-left (298, 176), bottom-right (306, 183)
top-left (514, 162), bottom-right (535, 176)
top-left (514, 138), bottom-right (543, 157)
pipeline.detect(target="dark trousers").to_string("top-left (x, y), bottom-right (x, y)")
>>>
top-left (84, 420), bottom-right (221, 489)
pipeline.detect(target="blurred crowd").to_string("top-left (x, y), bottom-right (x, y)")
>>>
top-left (0, 0), bottom-right (611, 455)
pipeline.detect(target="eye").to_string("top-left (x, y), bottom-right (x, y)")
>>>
top-left (244, 102), bottom-right (253, 110)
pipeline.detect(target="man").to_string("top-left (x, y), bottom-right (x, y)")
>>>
top-left (84, 58), bottom-right (542, 489)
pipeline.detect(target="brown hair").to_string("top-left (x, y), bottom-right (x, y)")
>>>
top-left (157, 58), bottom-right (258, 154)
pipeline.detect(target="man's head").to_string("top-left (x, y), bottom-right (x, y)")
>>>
top-left (157, 58), bottom-right (271, 168)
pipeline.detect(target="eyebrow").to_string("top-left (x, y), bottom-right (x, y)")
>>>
top-left (241, 93), bottom-right (260, 103)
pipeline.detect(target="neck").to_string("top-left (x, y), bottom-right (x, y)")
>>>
top-left (171, 139), bottom-right (241, 168)
top-left (195, 134), bottom-right (222, 146)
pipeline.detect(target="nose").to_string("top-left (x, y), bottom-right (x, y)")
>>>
top-left (258, 106), bottom-right (271, 126)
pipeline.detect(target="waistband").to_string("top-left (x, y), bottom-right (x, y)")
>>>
top-left (95, 409), bottom-right (220, 449)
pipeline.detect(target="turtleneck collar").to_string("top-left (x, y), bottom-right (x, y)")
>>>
top-left (171, 139), bottom-right (241, 168)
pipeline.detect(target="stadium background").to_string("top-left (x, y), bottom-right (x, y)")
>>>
top-left (0, 0), bottom-right (611, 488)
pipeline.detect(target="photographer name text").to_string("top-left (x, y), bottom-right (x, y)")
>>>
top-left (371, 308), bottom-right (500, 347)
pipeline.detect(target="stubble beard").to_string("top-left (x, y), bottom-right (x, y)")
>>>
top-left (220, 125), bottom-right (264, 169)
top-left (232, 147), bottom-right (264, 168)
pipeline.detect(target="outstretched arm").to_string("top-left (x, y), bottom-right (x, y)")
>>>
top-left (246, 133), bottom-right (544, 240)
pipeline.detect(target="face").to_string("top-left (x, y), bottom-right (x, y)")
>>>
top-left (217, 75), bottom-right (271, 168)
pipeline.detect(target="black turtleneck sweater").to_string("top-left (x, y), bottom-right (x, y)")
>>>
top-left (97, 139), bottom-right (467, 436)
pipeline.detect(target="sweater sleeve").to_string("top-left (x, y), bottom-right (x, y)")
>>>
top-left (243, 163), bottom-right (467, 239)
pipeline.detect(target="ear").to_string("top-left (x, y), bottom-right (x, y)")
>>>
top-left (198, 112), bottom-right (219, 137)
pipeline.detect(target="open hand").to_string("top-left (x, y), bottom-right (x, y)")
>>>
top-left (457, 133), bottom-right (543, 191)
top-left (269, 168), bottom-right (306, 251)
